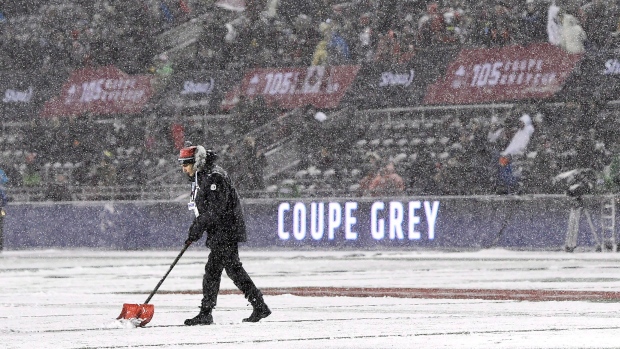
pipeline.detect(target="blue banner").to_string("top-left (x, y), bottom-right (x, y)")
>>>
top-left (3, 196), bottom-right (602, 250)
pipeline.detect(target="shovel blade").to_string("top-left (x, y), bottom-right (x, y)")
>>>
top-left (117, 303), bottom-right (155, 327)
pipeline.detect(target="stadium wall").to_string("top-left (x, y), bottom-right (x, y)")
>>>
top-left (3, 195), bottom-right (609, 250)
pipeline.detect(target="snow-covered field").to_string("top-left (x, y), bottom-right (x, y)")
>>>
top-left (2, 248), bottom-right (620, 348)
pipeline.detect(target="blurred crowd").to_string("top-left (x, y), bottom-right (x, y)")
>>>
top-left (1, 0), bottom-right (620, 200)
top-left (0, 0), bottom-right (617, 72)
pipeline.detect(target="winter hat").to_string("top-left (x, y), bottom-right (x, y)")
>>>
top-left (178, 142), bottom-right (217, 171)
top-left (178, 145), bottom-right (198, 164)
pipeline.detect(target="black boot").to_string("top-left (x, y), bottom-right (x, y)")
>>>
top-left (184, 306), bottom-right (213, 326)
top-left (243, 292), bottom-right (271, 323)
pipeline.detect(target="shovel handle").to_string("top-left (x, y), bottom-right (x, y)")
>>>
top-left (143, 242), bottom-right (191, 304)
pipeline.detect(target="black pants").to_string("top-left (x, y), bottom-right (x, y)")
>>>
top-left (202, 242), bottom-right (259, 309)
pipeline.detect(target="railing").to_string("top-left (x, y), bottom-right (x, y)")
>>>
top-left (8, 184), bottom-right (189, 203)
top-left (6, 181), bottom-right (358, 203)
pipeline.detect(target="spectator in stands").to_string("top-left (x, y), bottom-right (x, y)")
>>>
top-left (0, 166), bottom-right (8, 190)
top-left (313, 19), bottom-right (350, 66)
top-left (525, 133), bottom-right (558, 194)
top-left (603, 144), bottom-right (620, 193)
top-left (559, 12), bottom-right (586, 53)
top-left (568, 128), bottom-right (603, 171)
top-left (68, 34), bottom-right (90, 67)
top-left (22, 153), bottom-right (41, 188)
top-left (160, 1), bottom-right (176, 28)
top-left (353, 12), bottom-right (377, 63)
top-left (0, 171), bottom-right (6, 251)
top-left (288, 14), bottom-right (322, 66)
top-left (149, 53), bottom-right (174, 92)
top-left (374, 29), bottom-right (402, 65)
top-left (329, 26), bottom-right (350, 63)
top-left (95, 151), bottom-right (117, 187)
top-left (236, 10), bottom-right (275, 69)
top-left (46, 168), bottom-right (72, 201)
top-left (236, 136), bottom-right (267, 192)
top-left (502, 113), bottom-right (535, 158)
top-left (276, 0), bottom-right (323, 26)
top-left (580, 0), bottom-right (619, 50)
top-left (222, 14), bottom-right (251, 68)
top-left (496, 113), bottom-right (535, 194)
top-left (496, 154), bottom-right (518, 194)
top-left (312, 20), bottom-right (332, 66)
top-left (367, 161), bottom-right (405, 197)
top-left (489, 2), bottom-right (516, 47)
top-left (407, 150), bottom-right (439, 195)
top-left (2, 163), bottom-right (20, 188)
top-left (427, 160), bottom-right (446, 194)
top-left (358, 152), bottom-right (382, 196)
top-left (417, 2), bottom-right (446, 47)
top-left (171, 120), bottom-right (185, 151)
top-left (318, 141), bottom-right (335, 164)
top-left (442, 4), bottom-right (465, 44)
top-left (461, 119), bottom-right (494, 194)
top-left (196, 11), bottom-right (228, 70)
top-left (547, 1), bottom-right (563, 46)
top-left (520, 0), bottom-right (548, 44)
top-left (295, 105), bottom-right (324, 167)
top-left (487, 115), bottom-right (507, 146)
top-left (470, 1), bottom-right (516, 47)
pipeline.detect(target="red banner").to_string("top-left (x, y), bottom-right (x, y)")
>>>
top-left (221, 65), bottom-right (360, 110)
top-left (40, 66), bottom-right (153, 117)
top-left (423, 43), bottom-right (583, 105)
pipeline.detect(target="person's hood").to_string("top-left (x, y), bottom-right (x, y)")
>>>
top-left (193, 145), bottom-right (218, 173)
top-left (563, 13), bottom-right (579, 27)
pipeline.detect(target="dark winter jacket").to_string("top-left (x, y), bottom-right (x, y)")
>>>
top-left (0, 185), bottom-right (6, 208)
top-left (187, 163), bottom-right (247, 248)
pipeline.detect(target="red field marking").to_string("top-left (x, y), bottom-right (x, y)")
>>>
top-left (162, 287), bottom-right (620, 302)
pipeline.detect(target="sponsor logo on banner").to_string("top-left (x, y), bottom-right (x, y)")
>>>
top-left (277, 200), bottom-right (440, 243)
top-left (3, 87), bottom-right (33, 103)
top-left (172, 78), bottom-right (216, 108)
top-left (40, 66), bottom-right (153, 117)
top-left (378, 70), bottom-right (415, 87)
top-left (221, 65), bottom-right (360, 110)
top-left (180, 79), bottom-right (215, 95)
top-left (157, 70), bottom-right (243, 114)
top-left (424, 43), bottom-right (583, 105)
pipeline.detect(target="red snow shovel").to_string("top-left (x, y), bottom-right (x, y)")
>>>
top-left (117, 242), bottom-right (191, 327)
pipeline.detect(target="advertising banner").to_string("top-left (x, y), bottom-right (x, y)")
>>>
top-left (156, 70), bottom-right (244, 115)
top-left (220, 65), bottom-right (360, 111)
top-left (255, 198), bottom-right (576, 249)
top-left (40, 66), bottom-right (153, 117)
top-left (344, 48), bottom-right (458, 109)
top-left (559, 49), bottom-right (620, 102)
top-left (0, 70), bottom-right (67, 122)
top-left (4, 196), bottom-right (599, 250)
top-left (424, 43), bottom-right (583, 105)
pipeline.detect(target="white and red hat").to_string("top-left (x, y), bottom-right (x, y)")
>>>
top-left (178, 143), bottom-right (215, 171)
top-left (178, 145), bottom-right (197, 164)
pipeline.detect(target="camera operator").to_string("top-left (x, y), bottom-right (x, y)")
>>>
top-left (554, 168), bottom-right (597, 252)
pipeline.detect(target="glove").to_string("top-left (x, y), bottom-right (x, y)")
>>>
top-left (186, 221), bottom-right (203, 244)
